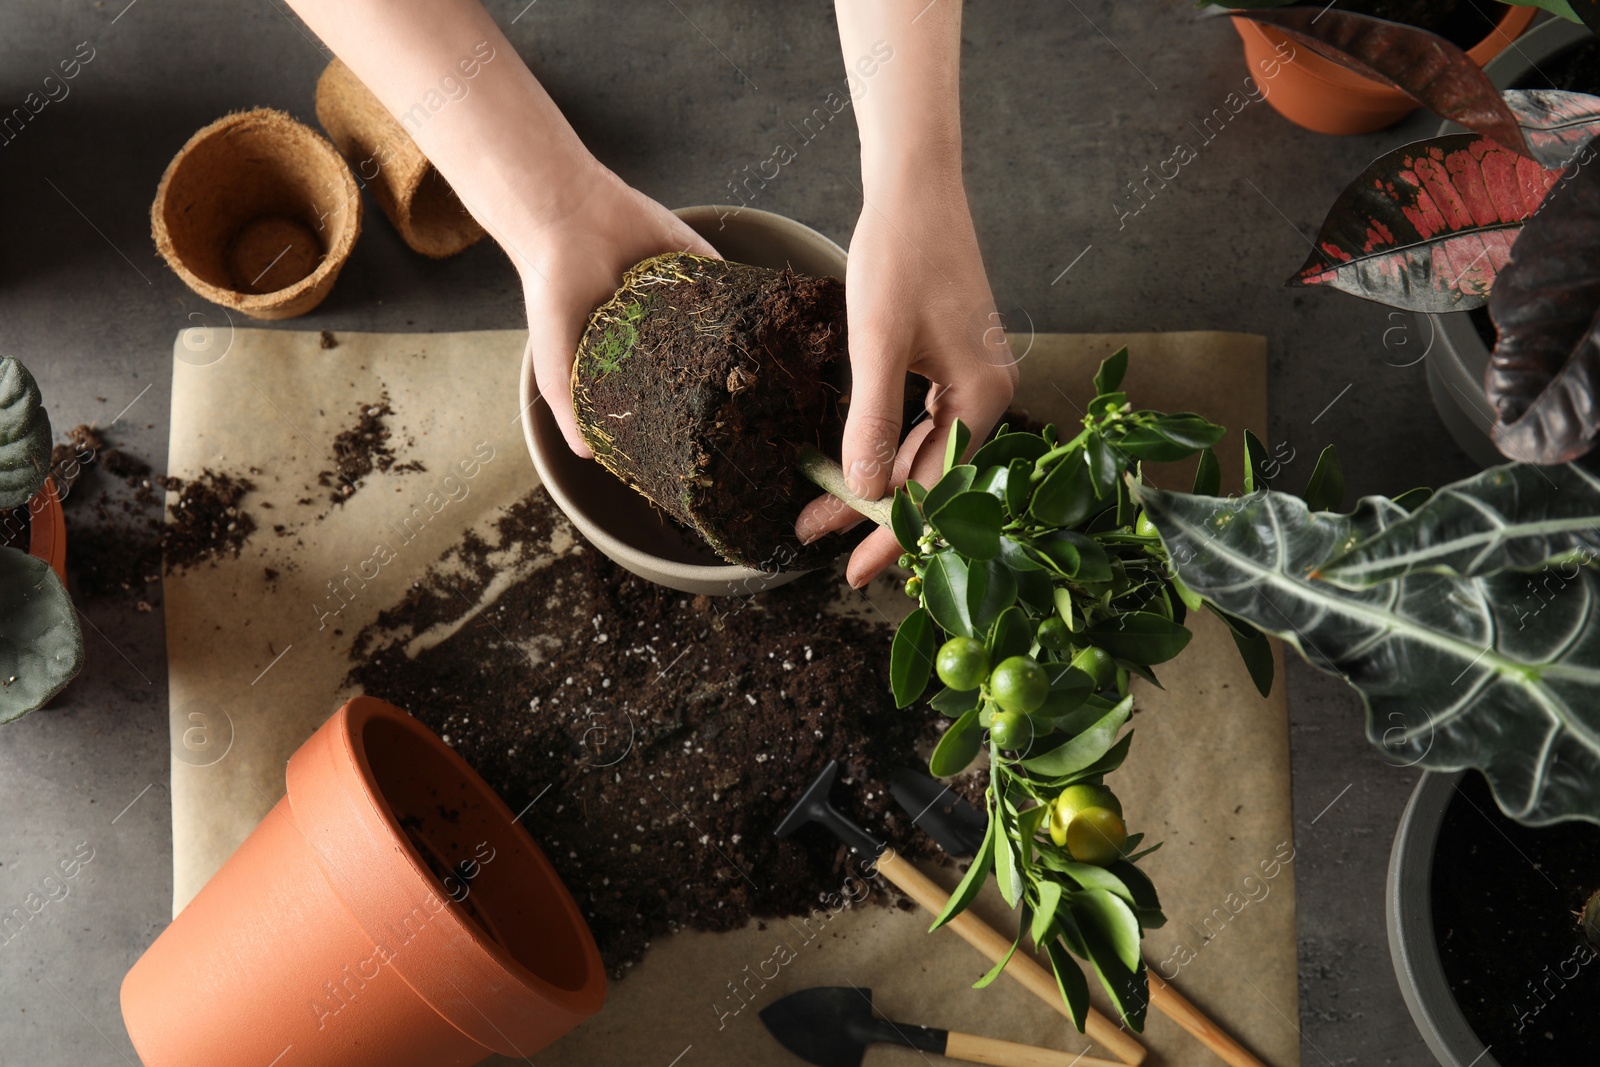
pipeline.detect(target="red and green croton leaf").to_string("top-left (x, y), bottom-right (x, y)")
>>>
top-left (1487, 147), bottom-right (1600, 465)
top-left (1238, 8), bottom-right (1528, 154)
top-left (1290, 135), bottom-right (1559, 312)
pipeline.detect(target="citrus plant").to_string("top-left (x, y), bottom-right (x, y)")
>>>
top-left (880, 349), bottom-right (1286, 1030)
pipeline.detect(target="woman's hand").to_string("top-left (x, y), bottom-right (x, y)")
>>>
top-left (510, 162), bottom-right (716, 456)
top-left (794, 172), bottom-right (1017, 587)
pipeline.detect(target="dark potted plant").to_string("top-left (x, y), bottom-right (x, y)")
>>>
top-left (1227, 0), bottom-right (1537, 135)
top-left (0, 355), bottom-right (83, 722)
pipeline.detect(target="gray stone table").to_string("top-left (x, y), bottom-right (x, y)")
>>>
top-left (0, 1), bottom-right (1473, 1063)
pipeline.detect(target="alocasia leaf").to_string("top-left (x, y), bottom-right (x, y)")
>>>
top-left (1291, 135), bottom-right (1559, 312)
top-left (1238, 9), bottom-right (1528, 155)
top-left (1320, 462), bottom-right (1600, 586)
top-left (0, 547), bottom-right (83, 722)
top-left (0, 356), bottom-right (52, 510)
top-left (1487, 142), bottom-right (1600, 464)
top-left (1137, 482), bottom-right (1600, 826)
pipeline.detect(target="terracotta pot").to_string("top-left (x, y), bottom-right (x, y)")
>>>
top-left (25, 476), bottom-right (66, 583)
top-left (521, 205), bottom-right (849, 597)
top-left (121, 696), bottom-right (605, 1067)
top-left (151, 108), bottom-right (363, 320)
top-left (1232, 4), bottom-right (1537, 136)
top-left (315, 59), bottom-right (487, 259)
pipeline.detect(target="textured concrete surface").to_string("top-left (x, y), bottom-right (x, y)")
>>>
top-left (0, 1), bottom-right (1483, 1063)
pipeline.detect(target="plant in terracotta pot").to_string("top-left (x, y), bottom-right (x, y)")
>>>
top-left (574, 278), bottom-right (1307, 1032)
top-left (0, 355), bottom-right (83, 722)
top-left (1226, 0), bottom-right (1539, 136)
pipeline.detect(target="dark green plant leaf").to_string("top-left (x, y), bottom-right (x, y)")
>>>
top-left (968, 559), bottom-right (1018, 636)
top-left (1037, 663), bottom-right (1095, 719)
top-left (891, 487), bottom-right (923, 553)
top-left (973, 431), bottom-right (1050, 471)
top-left (1139, 482), bottom-right (1600, 825)
top-left (1005, 457), bottom-right (1034, 518)
top-left (930, 816), bottom-right (994, 931)
top-left (1086, 435), bottom-right (1119, 498)
top-left (1239, 9), bottom-right (1527, 156)
top-left (1023, 695), bottom-right (1132, 777)
top-left (1321, 462), bottom-right (1600, 586)
top-left (1074, 731), bottom-right (1135, 781)
top-left (925, 464), bottom-right (978, 518)
top-left (0, 547), bottom-right (83, 723)
top-left (930, 684), bottom-right (981, 717)
top-left (973, 928), bottom-right (1023, 989)
top-left (924, 551), bottom-right (974, 638)
top-left (989, 605), bottom-right (1033, 663)
top-left (1105, 859), bottom-right (1165, 929)
top-left (1036, 531), bottom-right (1112, 583)
top-left (1031, 455), bottom-right (1098, 527)
top-left (906, 479), bottom-right (927, 505)
top-left (0, 357), bottom-right (52, 510)
top-left (1082, 613), bottom-right (1192, 666)
top-left (1487, 145), bottom-right (1600, 464)
top-left (993, 803), bottom-right (1022, 907)
top-left (971, 464), bottom-right (1008, 500)
top-left (1032, 880), bottom-right (1064, 946)
top-left (944, 418), bottom-right (973, 474)
top-left (1095, 347), bottom-right (1129, 395)
top-left (1070, 889), bottom-right (1148, 1030)
top-left (1192, 447), bottom-right (1221, 497)
top-left (1289, 135), bottom-right (1558, 312)
top-left (890, 607), bottom-right (935, 709)
top-left (1045, 938), bottom-right (1091, 1033)
top-left (1243, 429), bottom-right (1270, 493)
top-left (1302, 445), bottom-right (1345, 513)
top-left (999, 534), bottom-right (1046, 573)
top-left (1014, 566), bottom-right (1055, 613)
top-left (1393, 486), bottom-right (1435, 510)
top-left (931, 491), bottom-right (1004, 560)
top-left (1207, 605), bottom-right (1275, 699)
top-left (930, 703), bottom-right (985, 777)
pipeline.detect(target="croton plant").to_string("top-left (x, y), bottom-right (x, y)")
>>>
top-left (0, 355), bottom-right (83, 722)
top-left (1228, 1), bottom-right (1600, 464)
top-left (884, 345), bottom-right (1600, 1027)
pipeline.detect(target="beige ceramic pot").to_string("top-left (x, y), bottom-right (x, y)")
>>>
top-left (520, 205), bottom-right (849, 596)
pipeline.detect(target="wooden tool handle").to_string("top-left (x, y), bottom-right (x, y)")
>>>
top-left (1148, 970), bottom-right (1267, 1067)
top-left (945, 1031), bottom-right (1124, 1067)
top-left (874, 849), bottom-right (1147, 1066)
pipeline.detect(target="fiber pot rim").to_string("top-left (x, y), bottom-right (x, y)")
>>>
top-left (151, 107), bottom-right (361, 317)
top-left (520, 204), bottom-right (850, 597)
top-left (286, 695), bottom-right (605, 1049)
top-left (1231, 3), bottom-right (1536, 96)
top-left (1387, 770), bottom-right (1500, 1067)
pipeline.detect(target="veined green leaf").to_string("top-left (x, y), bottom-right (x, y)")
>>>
top-left (1046, 938), bottom-right (1091, 1033)
top-left (1094, 347), bottom-right (1129, 394)
top-left (1082, 612), bottom-right (1192, 666)
top-left (0, 357), bottom-right (52, 510)
top-left (993, 803), bottom-right (1023, 907)
top-left (930, 684), bottom-right (981, 717)
top-left (968, 559), bottom-right (1018, 636)
top-left (890, 608), bottom-right (935, 709)
top-left (924, 551), bottom-right (974, 638)
top-left (1023, 695), bottom-right (1132, 777)
top-left (1070, 889), bottom-right (1148, 1030)
top-left (973, 430), bottom-right (1050, 471)
top-left (930, 818), bottom-right (994, 932)
top-left (925, 464), bottom-right (977, 519)
top-left (0, 548), bottom-right (83, 722)
top-left (1032, 880), bottom-right (1064, 946)
top-left (1321, 462), bottom-right (1600, 586)
top-left (989, 606), bottom-right (1033, 663)
top-left (1031, 455), bottom-right (1097, 527)
top-left (890, 487), bottom-right (923, 553)
top-left (944, 418), bottom-right (973, 474)
top-left (930, 704), bottom-right (985, 777)
top-left (931, 491), bottom-right (1004, 560)
top-left (1138, 482), bottom-right (1600, 825)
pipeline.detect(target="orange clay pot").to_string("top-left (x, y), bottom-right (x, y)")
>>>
top-left (24, 477), bottom-right (66, 583)
top-left (1233, 3), bottom-right (1537, 136)
top-left (121, 696), bottom-right (605, 1067)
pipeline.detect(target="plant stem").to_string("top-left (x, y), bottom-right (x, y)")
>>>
top-left (796, 446), bottom-right (895, 529)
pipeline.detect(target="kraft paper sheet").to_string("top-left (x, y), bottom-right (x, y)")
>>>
top-left (164, 327), bottom-right (1299, 1067)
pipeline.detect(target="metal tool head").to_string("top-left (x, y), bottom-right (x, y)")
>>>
top-left (773, 760), bottom-right (884, 857)
top-left (760, 986), bottom-right (877, 1067)
top-left (889, 766), bottom-right (989, 857)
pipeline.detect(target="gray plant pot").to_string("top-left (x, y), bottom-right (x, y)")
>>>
top-left (1387, 771), bottom-right (1499, 1067)
top-left (1423, 17), bottom-right (1594, 468)
top-left (519, 205), bottom-right (849, 596)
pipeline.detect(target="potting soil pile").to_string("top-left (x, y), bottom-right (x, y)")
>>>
top-left (165, 327), bottom-right (1299, 1067)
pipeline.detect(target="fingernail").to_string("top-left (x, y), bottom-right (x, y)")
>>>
top-left (796, 518), bottom-right (821, 545)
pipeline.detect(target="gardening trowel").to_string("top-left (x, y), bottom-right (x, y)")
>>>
top-left (888, 768), bottom-right (1271, 1067)
top-left (760, 986), bottom-right (1122, 1067)
top-left (888, 765), bottom-right (988, 857)
top-left (774, 760), bottom-right (1148, 1065)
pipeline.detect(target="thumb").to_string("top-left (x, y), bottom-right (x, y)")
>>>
top-left (526, 291), bottom-right (592, 459)
top-left (659, 212), bottom-right (720, 260)
top-left (841, 334), bottom-right (907, 501)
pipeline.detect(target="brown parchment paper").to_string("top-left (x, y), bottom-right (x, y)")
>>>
top-left (165, 328), bottom-right (1298, 1067)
